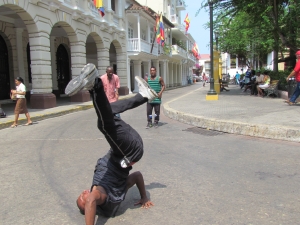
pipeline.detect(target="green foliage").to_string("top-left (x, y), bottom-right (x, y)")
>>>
top-left (175, 39), bottom-right (186, 50)
top-left (163, 44), bottom-right (172, 55)
top-left (197, 0), bottom-right (300, 71)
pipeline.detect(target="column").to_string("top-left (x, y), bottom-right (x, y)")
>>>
top-left (179, 62), bottom-right (182, 86)
top-left (137, 14), bottom-right (141, 51)
top-left (97, 46), bottom-right (109, 75)
top-left (162, 60), bottom-right (167, 85)
top-left (117, 51), bottom-right (129, 95)
top-left (15, 28), bottom-right (25, 82)
top-left (170, 62), bottom-right (173, 87)
top-left (174, 63), bottom-right (177, 86)
top-left (144, 60), bottom-right (151, 78)
top-left (133, 60), bottom-right (141, 92)
top-left (126, 57), bottom-right (132, 93)
top-left (29, 32), bottom-right (56, 109)
top-left (153, 59), bottom-right (160, 77)
top-left (69, 40), bottom-right (89, 102)
top-left (50, 36), bottom-right (57, 94)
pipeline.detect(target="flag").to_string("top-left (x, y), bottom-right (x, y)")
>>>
top-left (159, 14), bottom-right (165, 46)
top-left (94, 0), bottom-right (105, 17)
top-left (184, 13), bottom-right (190, 32)
top-left (192, 43), bottom-right (199, 57)
top-left (155, 14), bottom-right (165, 46)
top-left (155, 15), bottom-right (160, 43)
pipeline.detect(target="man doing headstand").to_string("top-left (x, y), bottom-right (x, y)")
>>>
top-left (65, 64), bottom-right (157, 225)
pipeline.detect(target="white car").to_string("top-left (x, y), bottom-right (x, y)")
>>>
top-left (193, 74), bottom-right (202, 82)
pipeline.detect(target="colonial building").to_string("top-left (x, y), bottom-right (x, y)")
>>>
top-left (0, 0), bottom-right (197, 109)
top-left (0, 0), bottom-right (128, 108)
top-left (135, 0), bottom-right (197, 87)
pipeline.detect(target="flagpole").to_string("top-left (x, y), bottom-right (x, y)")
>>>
top-left (150, 13), bottom-right (159, 54)
top-left (150, 31), bottom-right (156, 54)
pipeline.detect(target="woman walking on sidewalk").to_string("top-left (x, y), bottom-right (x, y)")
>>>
top-left (10, 77), bottom-right (32, 128)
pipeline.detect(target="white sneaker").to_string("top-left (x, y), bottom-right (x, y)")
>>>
top-left (135, 76), bottom-right (158, 102)
top-left (65, 63), bottom-right (98, 96)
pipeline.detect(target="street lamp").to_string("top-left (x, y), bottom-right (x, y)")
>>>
top-left (207, 0), bottom-right (217, 95)
top-left (214, 31), bottom-right (219, 51)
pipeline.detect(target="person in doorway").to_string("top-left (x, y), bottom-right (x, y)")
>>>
top-left (285, 50), bottom-right (300, 105)
top-left (65, 63), bottom-right (157, 225)
top-left (10, 77), bottom-right (33, 128)
top-left (144, 66), bottom-right (165, 128)
top-left (101, 66), bottom-right (120, 117)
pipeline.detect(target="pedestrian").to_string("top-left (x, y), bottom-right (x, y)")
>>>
top-left (100, 66), bottom-right (120, 103)
top-left (285, 50), bottom-right (300, 105)
top-left (235, 71), bottom-right (240, 85)
top-left (145, 66), bottom-right (165, 128)
top-left (100, 66), bottom-right (120, 117)
top-left (10, 77), bottom-right (32, 128)
top-left (202, 73), bottom-right (207, 87)
top-left (65, 63), bottom-right (157, 224)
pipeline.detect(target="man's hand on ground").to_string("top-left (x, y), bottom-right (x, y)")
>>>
top-left (134, 197), bottom-right (154, 209)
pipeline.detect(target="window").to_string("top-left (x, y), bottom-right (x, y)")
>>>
top-left (150, 27), bottom-right (154, 43)
top-left (141, 30), bottom-right (146, 41)
top-left (128, 28), bottom-right (133, 39)
top-left (111, 0), bottom-right (115, 11)
top-left (230, 58), bottom-right (236, 69)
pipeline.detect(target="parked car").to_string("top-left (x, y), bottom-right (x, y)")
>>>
top-left (193, 74), bottom-right (201, 82)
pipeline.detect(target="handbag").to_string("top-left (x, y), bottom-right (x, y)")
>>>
top-left (10, 92), bottom-right (17, 100)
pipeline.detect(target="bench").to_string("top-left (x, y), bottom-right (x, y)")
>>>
top-left (264, 80), bottom-right (280, 97)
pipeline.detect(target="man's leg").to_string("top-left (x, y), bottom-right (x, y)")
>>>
top-left (289, 82), bottom-right (300, 103)
top-left (153, 104), bottom-right (161, 128)
top-left (146, 103), bottom-right (154, 128)
top-left (110, 93), bottom-right (147, 115)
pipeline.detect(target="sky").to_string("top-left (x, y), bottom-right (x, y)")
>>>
top-left (182, 0), bottom-right (210, 54)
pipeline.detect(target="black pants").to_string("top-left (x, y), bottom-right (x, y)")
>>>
top-left (147, 103), bottom-right (161, 122)
top-left (251, 83), bottom-right (258, 95)
top-left (90, 78), bottom-right (147, 163)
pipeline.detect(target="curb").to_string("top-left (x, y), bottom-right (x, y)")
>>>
top-left (162, 91), bottom-right (300, 143)
top-left (0, 94), bottom-right (135, 130)
top-left (0, 104), bottom-right (94, 130)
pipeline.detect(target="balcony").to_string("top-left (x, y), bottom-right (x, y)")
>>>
top-left (169, 14), bottom-right (187, 39)
top-left (176, 0), bottom-right (186, 11)
top-left (172, 45), bottom-right (187, 59)
top-left (127, 38), bottom-right (158, 56)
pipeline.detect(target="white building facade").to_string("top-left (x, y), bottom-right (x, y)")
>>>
top-left (0, 0), bottom-right (196, 109)
top-left (0, 0), bottom-right (128, 108)
top-left (135, 0), bottom-right (196, 88)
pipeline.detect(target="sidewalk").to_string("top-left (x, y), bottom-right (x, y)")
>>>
top-left (163, 83), bottom-right (300, 142)
top-left (0, 94), bottom-right (134, 130)
top-left (1, 83), bottom-right (299, 142)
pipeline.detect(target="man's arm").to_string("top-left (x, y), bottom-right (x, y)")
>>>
top-left (286, 70), bottom-right (296, 82)
top-left (85, 187), bottom-right (107, 225)
top-left (158, 77), bottom-right (166, 99)
top-left (115, 75), bottom-right (120, 99)
top-left (126, 171), bottom-right (154, 208)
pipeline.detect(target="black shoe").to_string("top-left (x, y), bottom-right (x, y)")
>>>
top-left (154, 121), bottom-right (159, 128)
top-left (146, 122), bottom-right (153, 129)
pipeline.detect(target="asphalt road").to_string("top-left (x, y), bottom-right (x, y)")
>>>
top-left (1, 91), bottom-right (300, 225)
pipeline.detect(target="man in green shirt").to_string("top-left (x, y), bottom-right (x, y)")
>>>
top-left (145, 66), bottom-right (165, 128)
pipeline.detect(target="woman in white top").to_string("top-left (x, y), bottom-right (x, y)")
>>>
top-left (10, 77), bottom-right (32, 128)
